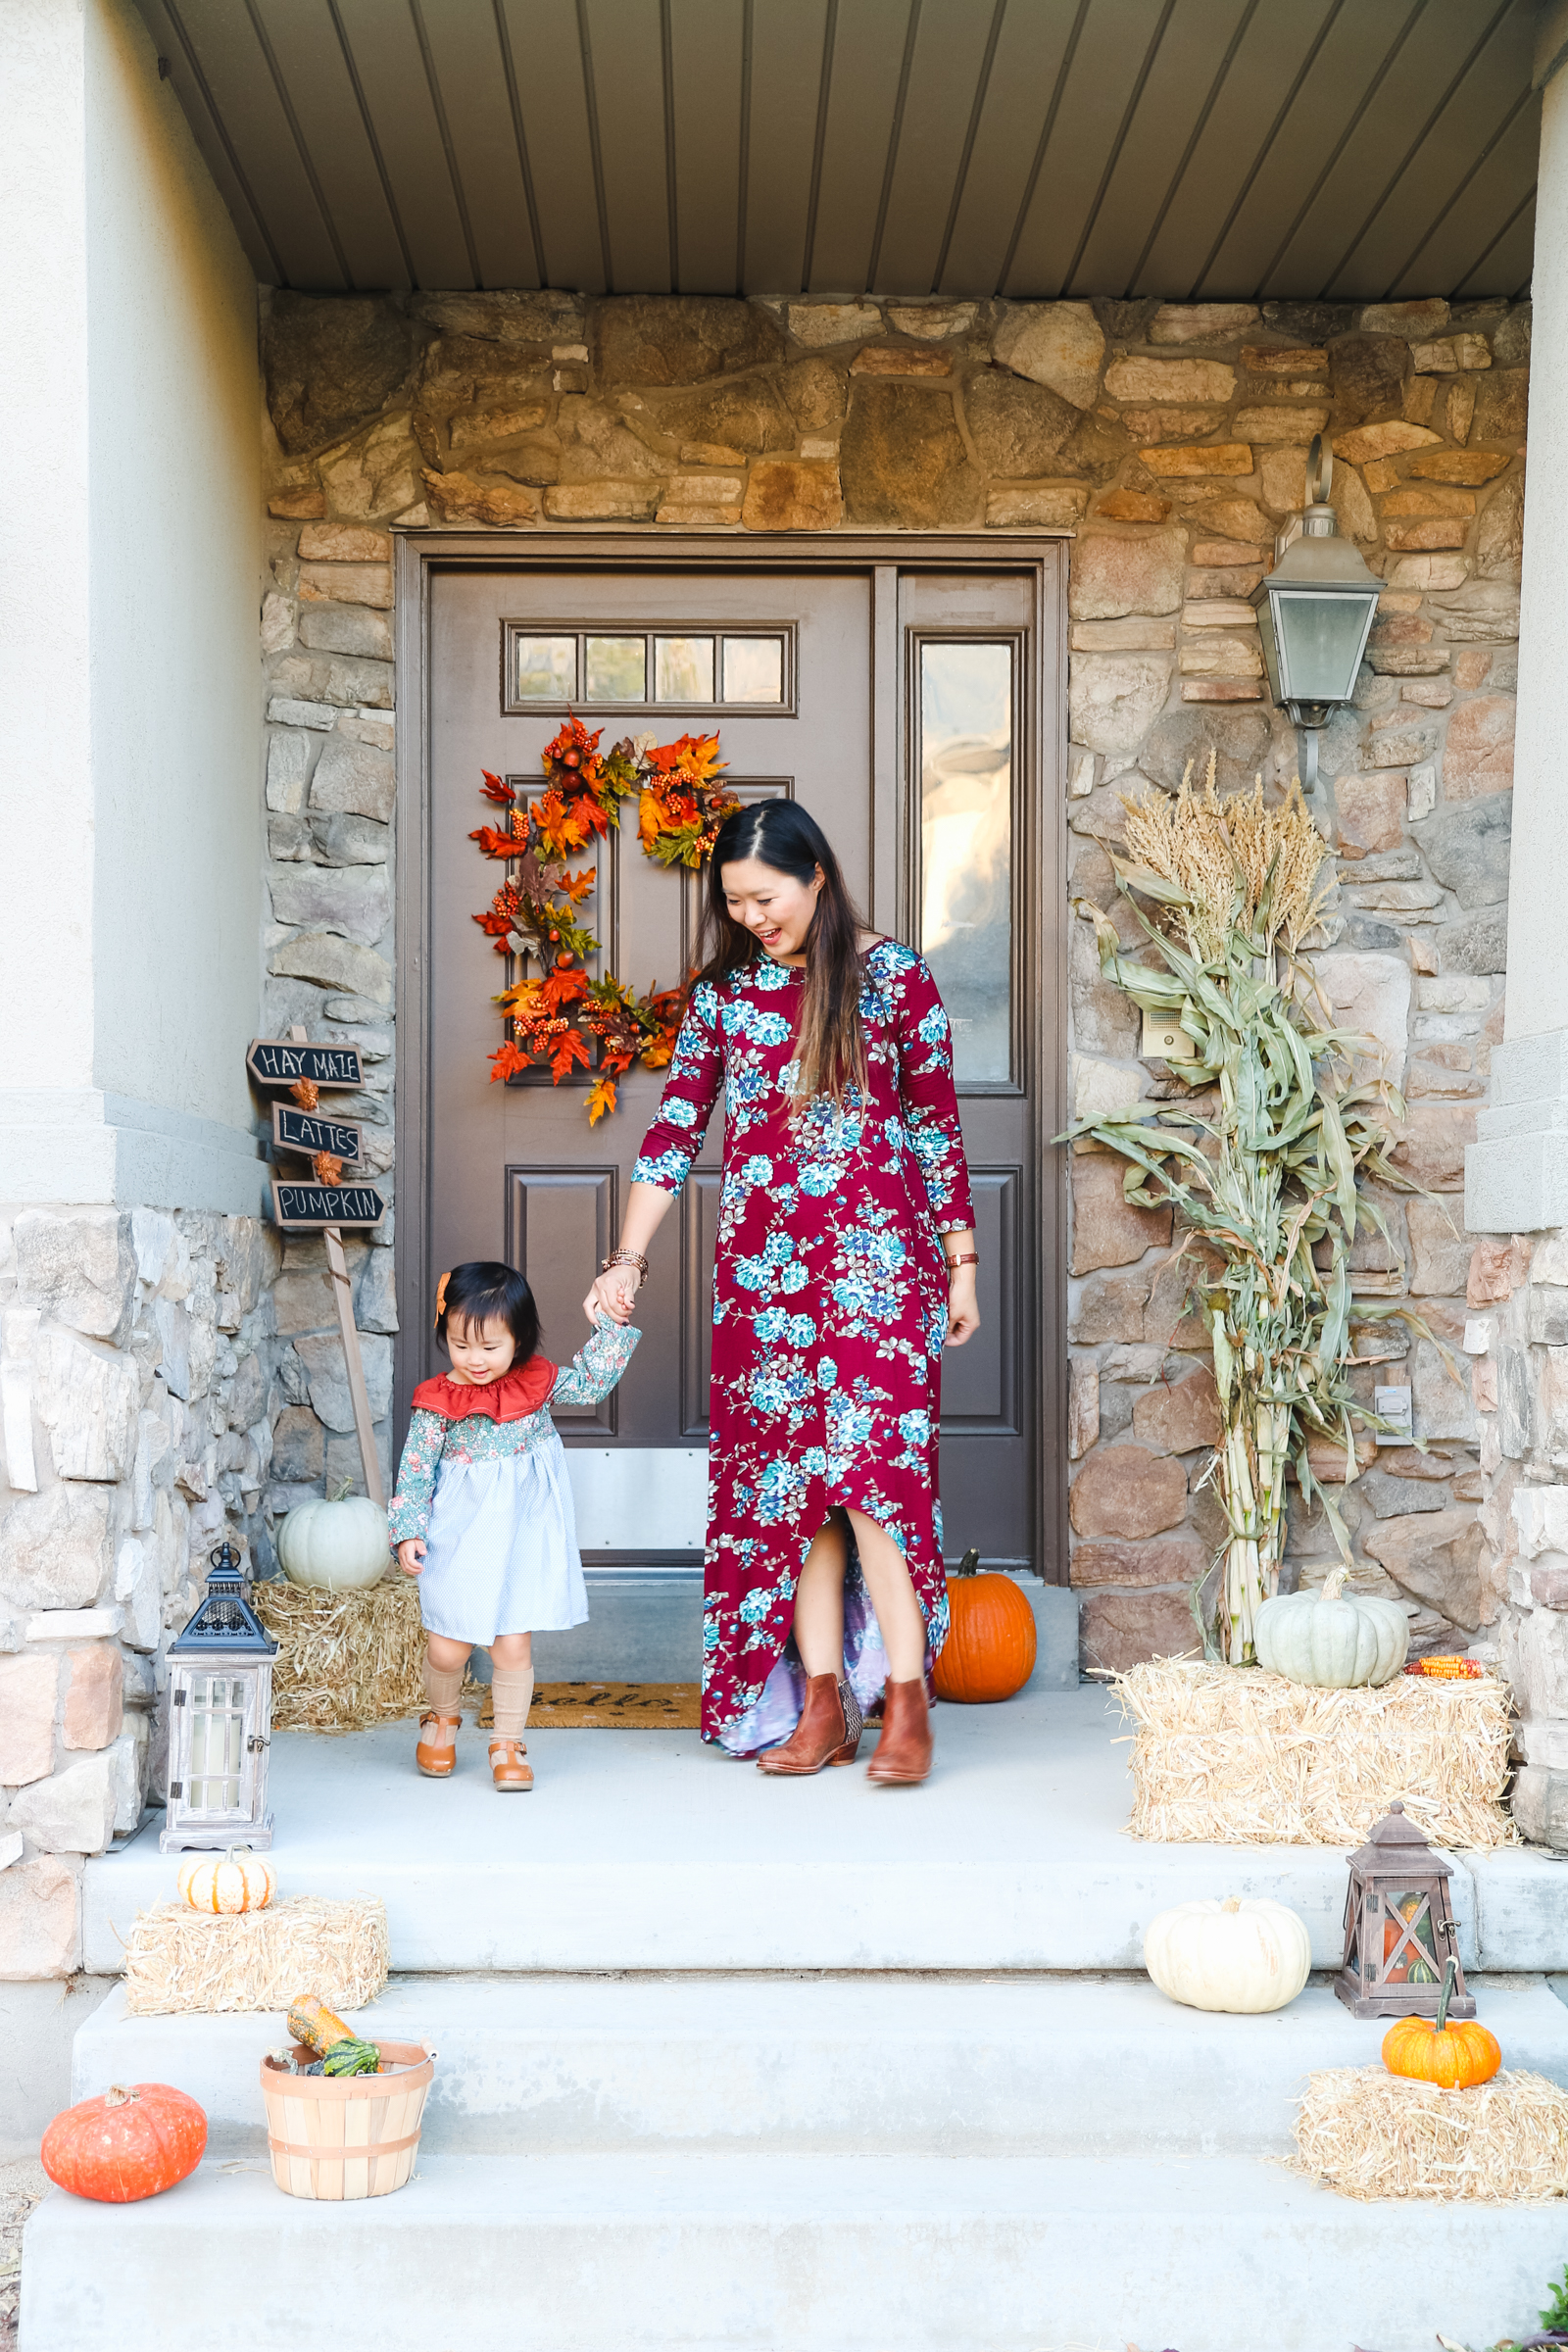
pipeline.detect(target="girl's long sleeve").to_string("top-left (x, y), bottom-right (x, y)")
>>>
top-left (552, 1318), bottom-right (641, 1405)
top-left (896, 957), bottom-right (976, 1232)
top-left (630, 981), bottom-right (725, 1196)
top-left (388, 1407), bottom-right (448, 1546)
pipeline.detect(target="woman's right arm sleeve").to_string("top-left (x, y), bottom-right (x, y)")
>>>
top-left (629, 982), bottom-right (725, 1198)
top-left (387, 1409), bottom-right (446, 1547)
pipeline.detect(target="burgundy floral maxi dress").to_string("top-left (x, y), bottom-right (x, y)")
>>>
top-left (631, 939), bottom-right (975, 1753)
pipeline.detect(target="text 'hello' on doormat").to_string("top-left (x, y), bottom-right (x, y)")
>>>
top-left (476, 1683), bottom-right (702, 1729)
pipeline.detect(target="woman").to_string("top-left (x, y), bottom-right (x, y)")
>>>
top-left (584, 801), bottom-right (977, 1785)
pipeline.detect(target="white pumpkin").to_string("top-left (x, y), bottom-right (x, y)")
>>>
top-left (177, 1844), bottom-right (275, 1915)
top-left (277, 1486), bottom-right (390, 1592)
top-left (1254, 1565), bottom-right (1408, 1688)
top-left (1144, 1894), bottom-right (1311, 2014)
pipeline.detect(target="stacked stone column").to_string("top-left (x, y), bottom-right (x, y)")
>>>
top-left (0, 1211), bottom-right (277, 1973)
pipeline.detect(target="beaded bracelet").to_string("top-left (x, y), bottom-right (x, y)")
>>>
top-left (601, 1249), bottom-right (650, 1287)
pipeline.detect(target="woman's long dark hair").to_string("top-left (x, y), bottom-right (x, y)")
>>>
top-left (694, 801), bottom-right (868, 1107)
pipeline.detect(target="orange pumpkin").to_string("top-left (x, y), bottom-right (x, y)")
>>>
top-left (42, 2082), bottom-right (207, 2203)
top-left (1382, 1959), bottom-right (1501, 2089)
top-left (932, 1549), bottom-right (1038, 1704)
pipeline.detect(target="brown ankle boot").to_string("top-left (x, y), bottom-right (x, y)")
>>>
top-left (757, 1674), bottom-right (862, 1775)
top-left (416, 1711), bottom-right (461, 1778)
top-left (866, 1678), bottom-right (933, 1786)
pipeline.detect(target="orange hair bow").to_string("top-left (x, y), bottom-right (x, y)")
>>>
top-left (433, 1270), bottom-right (451, 1329)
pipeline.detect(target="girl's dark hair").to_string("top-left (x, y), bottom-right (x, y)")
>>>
top-left (694, 801), bottom-right (868, 1107)
top-left (436, 1261), bottom-right (540, 1362)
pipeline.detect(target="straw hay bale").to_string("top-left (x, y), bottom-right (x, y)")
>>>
top-left (123, 1895), bottom-right (389, 2017)
top-left (1294, 2066), bottom-right (1568, 2201)
top-left (1112, 1657), bottom-right (1517, 1847)
top-left (256, 1576), bottom-right (435, 1733)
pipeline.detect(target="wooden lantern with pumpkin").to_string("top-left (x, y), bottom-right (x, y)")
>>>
top-left (932, 1548), bottom-right (1038, 1704)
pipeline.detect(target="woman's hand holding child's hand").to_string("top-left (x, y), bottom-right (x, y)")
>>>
top-left (582, 1265), bottom-right (639, 1326)
top-left (397, 1539), bottom-right (426, 1578)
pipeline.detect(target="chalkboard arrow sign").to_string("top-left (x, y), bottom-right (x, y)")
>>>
top-left (270, 1103), bottom-right (364, 1165)
top-left (247, 1039), bottom-right (363, 1089)
top-left (270, 1180), bottom-right (385, 1231)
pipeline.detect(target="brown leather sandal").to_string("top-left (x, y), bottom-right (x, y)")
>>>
top-left (757, 1674), bottom-right (863, 1775)
top-left (416, 1710), bottom-right (461, 1778)
top-left (489, 1738), bottom-right (534, 1792)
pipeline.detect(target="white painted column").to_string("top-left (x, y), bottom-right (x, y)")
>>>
top-left (0, 1), bottom-right (102, 1196)
top-left (1466, 4), bottom-right (1568, 1233)
top-left (0, 0), bottom-right (267, 1213)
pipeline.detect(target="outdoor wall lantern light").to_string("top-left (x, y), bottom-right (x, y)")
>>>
top-left (160, 1540), bottom-right (277, 1853)
top-left (1250, 434), bottom-right (1381, 792)
top-left (1333, 1800), bottom-right (1474, 2021)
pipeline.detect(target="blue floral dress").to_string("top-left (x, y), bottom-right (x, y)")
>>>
top-left (631, 940), bottom-right (974, 1751)
top-left (388, 1322), bottom-right (639, 1643)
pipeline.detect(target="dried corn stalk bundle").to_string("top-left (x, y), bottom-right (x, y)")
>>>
top-left (1066, 756), bottom-right (1429, 1666)
top-left (123, 1895), bottom-right (389, 2017)
top-left (256, 1577), bottom-right (459, 1733)
top-left (1294, 2067), bottom-right (1568, 2202)
top-left (1113, 1657), bottom-right (1517, 1847)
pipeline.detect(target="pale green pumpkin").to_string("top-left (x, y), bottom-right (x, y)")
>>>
top-left (277, 1484), bottom-right (390, 1592)
top-left (1254, 1566), bottom-right (1408, 1689)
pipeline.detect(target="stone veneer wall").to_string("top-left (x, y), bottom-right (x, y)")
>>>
top-left (0, 285), bottom-right (1532, 1978)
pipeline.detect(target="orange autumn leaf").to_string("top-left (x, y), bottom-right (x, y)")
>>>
top-left (585, 1074), bottom-right (618, 1125)
top-left (488, 1040), bottom-right (532, 1083)
top-left (547, 1027), bottom-right (592, 1082)
top-left (311, 1152), bottom-right (344, 1187)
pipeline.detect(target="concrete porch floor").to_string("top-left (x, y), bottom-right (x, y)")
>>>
top-left (85, 1688), bottom-right (1568, 1974)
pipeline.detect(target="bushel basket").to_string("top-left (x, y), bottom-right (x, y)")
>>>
top-left (261, 2037), bottom-right (435, 2201)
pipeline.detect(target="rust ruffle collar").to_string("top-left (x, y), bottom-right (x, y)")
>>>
top-left (411, 1355), bottom-right (558, 1422)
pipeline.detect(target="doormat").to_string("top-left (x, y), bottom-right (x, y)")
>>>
top-left (474, 1683), bottom-right (703, 1730)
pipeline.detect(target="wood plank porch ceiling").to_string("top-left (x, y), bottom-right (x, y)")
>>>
top-left (136, 0), bottom-right (1539, 302)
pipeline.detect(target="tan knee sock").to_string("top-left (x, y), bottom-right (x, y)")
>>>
top-left (489, 1666), bottom-right (534, 1742)
top-left (422, 1657), bottom-right (465, 1716)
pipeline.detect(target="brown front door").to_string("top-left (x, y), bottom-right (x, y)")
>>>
top-left (406, 544), bottom-right (1063, 1576)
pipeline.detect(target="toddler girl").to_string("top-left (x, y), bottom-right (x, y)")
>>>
top-left (389, 1261), bottom-right (638, 1790)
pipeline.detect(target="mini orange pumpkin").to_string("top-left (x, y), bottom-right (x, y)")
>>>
top-left (1382, 1959), bottom-right (1501, 2089)
top-left (42, 2082), bottom-right (207, 2202)
top-left (932, 1549), bottom-right (1038, 1704)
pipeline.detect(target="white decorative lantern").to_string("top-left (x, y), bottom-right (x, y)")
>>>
top-left (160, 1542), bottom-right (277, 1853)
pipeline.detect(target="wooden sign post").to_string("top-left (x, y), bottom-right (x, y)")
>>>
top-left (251, 1028), bottom-right (386, 1510)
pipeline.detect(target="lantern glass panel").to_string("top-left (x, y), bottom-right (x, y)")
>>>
top-left (1269, 590), bottom-right (1377, 705)
top-left (1381, 1890), bottom-right (1441, 1984)
top-left (188, 1675), bottom-right (249, 1815)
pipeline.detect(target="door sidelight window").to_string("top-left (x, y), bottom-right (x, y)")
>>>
top-left (917, 639), bottom-right (1014, 1086)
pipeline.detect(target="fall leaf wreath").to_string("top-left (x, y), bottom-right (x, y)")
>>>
top-left (471, 714), bottom-right (738, 1123)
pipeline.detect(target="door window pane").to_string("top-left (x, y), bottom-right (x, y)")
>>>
top-left (655, 636), bottom-right (714, 702)
top-left (919, 641), bottom-right (1012, 1084)
top-left (721, 636), bottom-right (784, 703)
top-left (584, 635), bottom-right (646, 701)
top-left (514, 635), bottom-right (576, 701)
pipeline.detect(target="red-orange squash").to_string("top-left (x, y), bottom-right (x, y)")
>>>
top-left (1381, 1958), bottom-right (1501, 2089)
top-left (42, 2082), bottom-right (207, 2202)
top-left (932, 1549), bottom-right (1038, 1704)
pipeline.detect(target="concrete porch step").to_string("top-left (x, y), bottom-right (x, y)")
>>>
top-left (22, 2148), bottom-right (1564, 2352)
top-left (71, 1974), bottom-right (1568, 2159)
top-left (82, 1690), bottom-right (1568, 1974)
